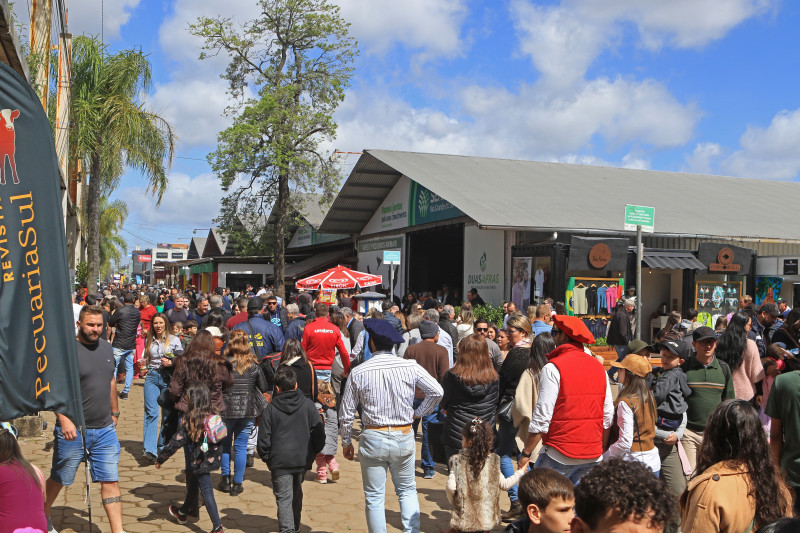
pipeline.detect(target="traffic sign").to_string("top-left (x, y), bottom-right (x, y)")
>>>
top-left (624, 204), bottom-right (655, 233)
top-left (383, 250), bottom-right (401, 264)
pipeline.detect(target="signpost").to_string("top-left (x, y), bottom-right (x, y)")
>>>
top-left (624, 205), bottom-right (655, 340)
top-left (383, 250), bottom-right (401, 300)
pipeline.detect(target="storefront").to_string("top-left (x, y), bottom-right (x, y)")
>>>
top-left (317, 149), bottom-right (800, 311)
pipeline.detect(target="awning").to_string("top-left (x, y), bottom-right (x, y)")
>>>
top-left (643, 251), bottom-right (705, 270)
top-left (284, 250), bottom-right (350, 279)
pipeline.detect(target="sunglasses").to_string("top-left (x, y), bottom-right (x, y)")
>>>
top-left (476, 327), bottom-right (489, 332)
top-left (0, 422), bottom-right (18, 439)
top-left (267, 301), bottom-right (278, 305)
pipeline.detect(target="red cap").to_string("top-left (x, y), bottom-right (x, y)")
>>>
top-left (552, 315), bottom-right (595, 344)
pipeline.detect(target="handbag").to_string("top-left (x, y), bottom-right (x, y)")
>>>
top-left (157, 388), bottom-right (174, 409)
top-left (427, 420), bottom-right (447, 465)
top-left (497, 394), bottom-right (514, 424)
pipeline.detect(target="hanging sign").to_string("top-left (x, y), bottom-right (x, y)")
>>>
top-left (624, 204), bottom-right (655, 233)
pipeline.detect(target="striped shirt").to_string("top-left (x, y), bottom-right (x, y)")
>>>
top-left (339, 352), bottom-right (444, 446)
top-left (682, 355), bottom-right (734, 432)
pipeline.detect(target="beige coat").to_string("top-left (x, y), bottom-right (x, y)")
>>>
top-left (680, 462), bottom-right (790, 532)
top-left (511, 369), bottom-right (542, 460)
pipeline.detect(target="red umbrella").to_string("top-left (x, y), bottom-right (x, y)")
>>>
top-left (295, 265), bottom-right (382, 290)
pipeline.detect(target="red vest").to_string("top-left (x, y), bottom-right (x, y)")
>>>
top-left (543, 343), bottom-right (607, 459)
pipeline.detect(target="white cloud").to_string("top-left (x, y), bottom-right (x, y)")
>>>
top-left (684, 142), bottom-right (723, 174)
top-left (332, 79), bottom-right (695, 162)
top-left (511, 0), bottom-right (775, 85)
top-left (68, 0), bottom-right (141, 41)
top-left (723, 109), bottom-right (800, 180)
top-left (122, 172), bottom-right (222, 228)
top-left (149, 78), bottom-right (234, 148)
top-left (336, 0), bottom-right (469, 59)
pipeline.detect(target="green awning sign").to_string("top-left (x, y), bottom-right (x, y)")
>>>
top-left (624, 205), bottom-right (655, 233)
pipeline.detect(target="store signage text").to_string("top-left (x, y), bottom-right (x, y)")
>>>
top-left (709, 247), bottom-right (741, 273)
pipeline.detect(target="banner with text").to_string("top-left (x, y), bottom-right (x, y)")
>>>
top-left (463, 226), bottom-right (505, 306)
top-left (358, 235), bottom-right (405, 297)
top-left (0, 63), bottom-right (84, 426)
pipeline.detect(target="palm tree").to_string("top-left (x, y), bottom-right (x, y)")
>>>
top-left (71, 36), bottom-right (176, 291)
top-left (98, 197), bottom-right (128, 278)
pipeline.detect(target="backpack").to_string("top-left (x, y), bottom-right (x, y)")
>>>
top-left (201, 413), bottom-right (227, 452)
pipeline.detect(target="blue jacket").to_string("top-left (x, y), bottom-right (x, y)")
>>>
top-left (233, 315), bottom-right (285, 359)
top-left (285, 316), bottom-right (306, 342)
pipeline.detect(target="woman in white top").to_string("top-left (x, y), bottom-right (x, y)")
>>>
top-left (142, 313), bottom-right (183, 462)
top-left (457, 302), bottom-right (475, 343)
top-left (605, 354), bottom-right (661, 476)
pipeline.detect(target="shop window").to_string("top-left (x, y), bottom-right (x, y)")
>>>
top-left (694, 280), bottom-right (742, 329)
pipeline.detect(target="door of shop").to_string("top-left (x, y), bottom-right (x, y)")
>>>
top-left (407, 223), bottom-right (464, 295)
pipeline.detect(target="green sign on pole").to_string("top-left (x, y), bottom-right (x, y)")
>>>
top-left (624, 204), bottom-right (655, 233)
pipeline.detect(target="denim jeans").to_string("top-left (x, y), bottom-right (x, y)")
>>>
top-left (272, 471), bottom-right (304, 533)
top-left (358, 429), bottom-right (419, 533)
top-left (143, 368), bottom-right (169, 456)
top-left (315, 369), bottom-right (332, 382)
top-left (221, 417), bottom-right (255, 484)
top-left (495, 419), bottom-right (520, 502)
top-left (411, 398), bottom-right (441, 474)
top-left (534, 452), bottom-right (597, 485)
top-left (112, 347), bottom-right (134, 394)
top-left (182, 471), bottom-right (220, 528)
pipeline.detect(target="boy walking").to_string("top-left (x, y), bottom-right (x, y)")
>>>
top-left (257, 366), bottom-right (325, 533)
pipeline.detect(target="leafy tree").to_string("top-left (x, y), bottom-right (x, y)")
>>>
top-left (71, 36), bottom-right (176, 291)
top-left (97, 197), bottom-right (129, 277)
top-left (192, 0), bottom-right (357, 298)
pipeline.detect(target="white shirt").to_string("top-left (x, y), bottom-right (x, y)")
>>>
top-left (437, 326), bottom-right (453, 367)
top-left (339, 353), bottom-right (443, 446)
top-left (603, 400), bottom-right (661, 474)
top-left (529, 361), bottom-right (614, 464)
top-left (147, 335), bottom-right (183, 368)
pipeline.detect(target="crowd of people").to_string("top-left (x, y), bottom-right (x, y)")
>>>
top-left (3, 281), bottom-right (800, 533)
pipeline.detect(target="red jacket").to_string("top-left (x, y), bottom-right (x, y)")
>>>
top-left (302, 317), bottom-right (350, 373)
top-left (543, 342), bottom-right (606, 459)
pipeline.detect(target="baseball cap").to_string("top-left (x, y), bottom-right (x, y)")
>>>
top-left (626, 339), bottom-right (653, 355)
top-left (660, 339), bottom-right (691, 359)
top-left (692, 326), bottom-right (717, 342)
top-left (611, 354), bottom-right (652, 378)
top-left (418, 320), bottom-right (439, 339)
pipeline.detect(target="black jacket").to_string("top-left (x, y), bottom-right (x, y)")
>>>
top-left (439, 318), bottom-right (460, 357)
top-left (257, 388), bottom-right (325, 475)
top-left (285, 316), bottom-right (306, 342)
top-left (384, 311), bottom-right (404, 334)
top-left (498, 347), bottom-right (531, 399)
top-left (607, 304), bottom-right (632, 346)
top-left (264, 306), bottom-right (289, 332)
top-left (108, 304), bottom-right (141, 350)
top-left (347, 317), bottom-right (365, 351)
top-left (222, 362), bottom-right (269, 418)
top-left (440, 371), bottom-right (499, 450)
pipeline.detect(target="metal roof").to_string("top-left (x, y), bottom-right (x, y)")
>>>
top-left (319, 149), bottom-right (800, 242)
top-left (643, 251), bottom-right (706, 270)
top-left (283, 250), bottom-right (349, 279)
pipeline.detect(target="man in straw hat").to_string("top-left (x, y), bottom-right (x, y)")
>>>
top-left (517, 315), bottom-right (614, 485)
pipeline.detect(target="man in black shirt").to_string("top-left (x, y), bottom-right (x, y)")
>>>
top-left (108, 292), bottom-right (141, 400)
top-left (45, 306), bottom-right (124, 533)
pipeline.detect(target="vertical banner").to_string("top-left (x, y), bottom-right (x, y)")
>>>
top-left (0, 63), bottom-right (84, 427)
top-left (511, 257), bottom-right (531, 310)
top-left (463, 226), bottom-right (505, 305)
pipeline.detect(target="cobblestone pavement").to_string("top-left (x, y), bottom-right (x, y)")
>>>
top-left (18, 379), bottom-right (509, 532)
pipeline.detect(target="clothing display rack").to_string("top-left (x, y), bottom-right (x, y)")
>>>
top-left (567, 276), bottom-right (625, 316)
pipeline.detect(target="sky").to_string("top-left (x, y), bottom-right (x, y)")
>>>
top-left (52, 0), bottom-right (800, 260)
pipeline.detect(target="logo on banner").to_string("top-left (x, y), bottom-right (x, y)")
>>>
top-left (710, 247), bottom-right (741, 272)
top-left (588, 243), bottom-right (611, 269)
top-left (480, 251), bottom-right (487, 272)
top-left (0, 109), bottom-right (21, 185)
top-left (418, 189), bottom-right (430, 218)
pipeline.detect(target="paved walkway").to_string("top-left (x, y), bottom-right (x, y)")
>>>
top-left (18, 379), bottom-right (508, 532)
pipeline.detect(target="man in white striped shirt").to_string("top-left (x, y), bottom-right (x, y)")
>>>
top-left (340, 319), bottom-right (443, 533)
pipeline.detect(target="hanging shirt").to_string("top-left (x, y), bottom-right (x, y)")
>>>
top-left (597, 286), bottom-right (608, 314)
top-left (574, 287), bottom-right (588, 315)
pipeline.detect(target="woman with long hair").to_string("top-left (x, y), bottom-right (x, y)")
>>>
top-left (142, 313), bottom-right (183, 462)
top-left (716, 312), bottom-right (765, 401)
top-left (169, 330), bottom-right (233, 417)
top-left (772, 308), bottom-right (800, 350)
top-left (457, 302), bottom-right (475, 342)
top-left (605, 354), bottom-right (660, 475)
top-left (279, 338), bottom-right (317, 400)
top-left (441, 334), bottom-right (499, 464)
top-left (655, 311), bottom-right (683, 342)
top-left (219, 329), bottom-right (268, 496)
top-left (0, 422), bottom-right (46, 531)
top-left (494, 314), bottom-right (534, 520)
top-left (681, 400), bottom-right (792, 531)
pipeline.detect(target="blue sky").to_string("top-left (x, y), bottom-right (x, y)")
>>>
top-left (55, 0), bottom-right (800, 258)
